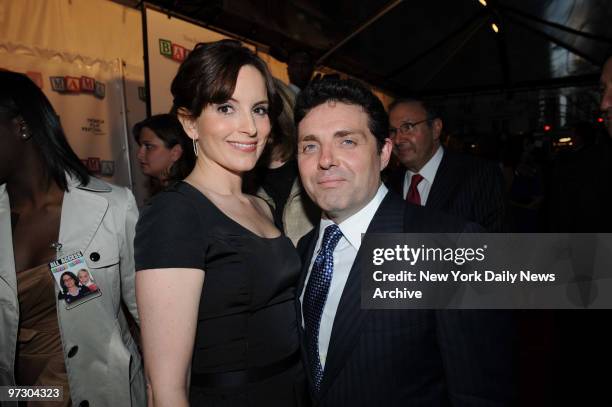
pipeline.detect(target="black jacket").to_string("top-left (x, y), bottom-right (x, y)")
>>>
top-left (296, 192), bottom-right (515, 407)
top-left (386, 149), bottom-right (506, 232)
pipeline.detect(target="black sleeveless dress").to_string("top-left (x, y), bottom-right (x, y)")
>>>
top-left (135, 181), bottom-right (308, 406)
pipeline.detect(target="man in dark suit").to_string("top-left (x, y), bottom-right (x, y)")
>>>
top-left (602, 55), bottom-right (612, 138)
top-left (386, 98), bottom-right (505, 231)
top-left (294, 77), bottom-right (515, 406)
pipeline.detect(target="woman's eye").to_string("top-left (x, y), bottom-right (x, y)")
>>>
top-left (253, 105), bottom-right (269, 116)
top-left (217, 104), bottom-right (234, 114)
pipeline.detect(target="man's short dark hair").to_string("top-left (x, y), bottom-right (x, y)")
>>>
top-left (388, 97), bottom-right (441, 121)
top-left (294, 76), bottom-right (389, 151)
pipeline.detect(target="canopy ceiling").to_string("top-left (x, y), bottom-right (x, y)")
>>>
top-left (124, 0), bottom-right (612, 96)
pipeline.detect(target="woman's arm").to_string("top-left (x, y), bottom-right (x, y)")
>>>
top-left (136, 268), bottom-right (204, 407)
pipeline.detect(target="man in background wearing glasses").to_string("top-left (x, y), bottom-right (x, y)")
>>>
top-left (386, 98), bottom-right (505, 232)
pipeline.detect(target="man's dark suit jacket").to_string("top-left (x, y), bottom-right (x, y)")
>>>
top-left (297, 192), bottom-right (515, 407)
top-left (386, 149), bottom-right (505, 232)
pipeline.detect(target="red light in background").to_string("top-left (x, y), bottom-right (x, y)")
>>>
top-left (597, 117), bottom-right (604, 123)
top-left (543, 125), bottom-right (552, 132)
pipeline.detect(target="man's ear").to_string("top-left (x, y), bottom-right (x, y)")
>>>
top-left (379, 137), bottom-right (393, 171)
top-left (432, 118), bottom-right (443, 142)
top-left (176, 108), bottom-right (198, 140)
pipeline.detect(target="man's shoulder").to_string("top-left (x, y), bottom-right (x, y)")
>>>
top-left (401, 200), bottom-right (482, 233)
top-left (435, 151), bottom-right (504, 205)
top-left (370, 191), bottom-right (481, 233)
top-left (443, 150), bottom-right (501, 177)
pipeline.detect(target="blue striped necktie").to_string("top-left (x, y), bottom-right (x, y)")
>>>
top-left (303, 224), bottom-right (343, 392)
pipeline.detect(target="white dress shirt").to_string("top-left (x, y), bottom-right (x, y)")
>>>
top-left (402, 146), bottom-right (444, 205)
top-left (300, 184), bottom-right (388, 369)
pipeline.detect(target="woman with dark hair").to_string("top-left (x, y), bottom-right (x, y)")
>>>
top-left (133, 113), bottom-right (195, 196)
top-left (135, 40), bottom-right (307, 406)
top-left (246, 78), bottom-right (319, 245)
top-left (59, 271), bottom-right (89, 303)
top-left (0, 71), bottom-right (145, 406)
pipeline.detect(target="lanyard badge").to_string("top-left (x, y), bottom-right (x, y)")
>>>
top-left (49, 250), bottom-right (102, 309)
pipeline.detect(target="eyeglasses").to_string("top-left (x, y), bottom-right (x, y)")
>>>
top-left (389, 119), bottom-right (431, 137)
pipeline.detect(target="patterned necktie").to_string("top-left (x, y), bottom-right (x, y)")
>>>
top-left (406, 173), bottom-right (424, 205)
top-left (303, 224), bottom-right (343, 392)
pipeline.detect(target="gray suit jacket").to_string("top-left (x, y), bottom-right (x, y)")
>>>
top-left (0, 176), bottom-right (145, 406)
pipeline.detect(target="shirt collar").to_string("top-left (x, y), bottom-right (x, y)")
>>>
top-left (318, 184), bottom-right (388, 251)
top-left (408, 145), bottom-right (444, 184)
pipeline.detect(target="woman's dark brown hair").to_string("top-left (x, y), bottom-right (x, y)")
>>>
top-left (268, 78), bottom-right (297, 163)
top-left (171, 39), bottom-right (281, 120)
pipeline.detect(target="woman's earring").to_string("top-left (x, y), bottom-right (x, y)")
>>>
top-left (20, 120), bottom-right (31, 140)
top-left (193, 138), bottom-right (199, 157)
top-left (161, 166), bottom-right (171, 179)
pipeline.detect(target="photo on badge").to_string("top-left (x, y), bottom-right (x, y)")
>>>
top-left (49, 251), bottom-right (102, 309)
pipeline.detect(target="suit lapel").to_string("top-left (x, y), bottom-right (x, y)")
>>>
top-left (426, 149), bottom-right (457, 211)
top-left (58, 178), bottom-right (109, 256)
top-left (318, 192), bottom-right (405, 397)
top-left (296, 227), bottom-right (320, 396)
top-left (297, 228), bottom-right (319, 299)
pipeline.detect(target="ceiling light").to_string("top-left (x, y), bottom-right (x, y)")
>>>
top-left (479, 0), bottom-right (487, 6)
top-left (491, 23), bottom-right (499, 33)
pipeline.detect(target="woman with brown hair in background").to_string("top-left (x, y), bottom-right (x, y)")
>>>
top-left (245, 78), bottom-right (319, 246)
top-left (133, 113), bottom-right (195, 197)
